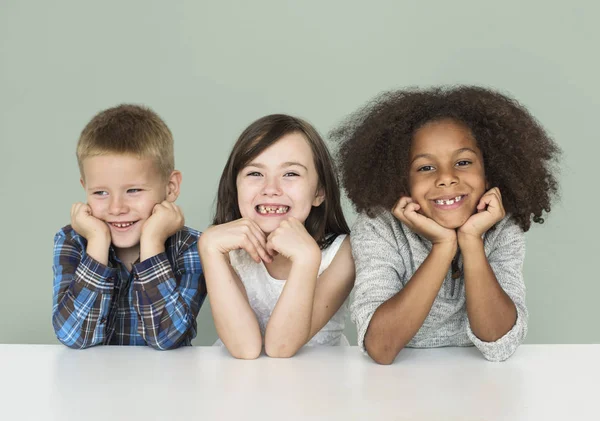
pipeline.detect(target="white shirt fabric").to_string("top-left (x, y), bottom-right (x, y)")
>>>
top-left (214, 234), bottom-right (349, 346)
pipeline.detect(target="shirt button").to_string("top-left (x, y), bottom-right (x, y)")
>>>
top-left (99, 318), bottom-right (107, 324)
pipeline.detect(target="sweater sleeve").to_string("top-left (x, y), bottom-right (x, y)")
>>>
top-left (466, 218), bottom-right (528, 361)
top-left (350, 212), bottom-right (407, 353)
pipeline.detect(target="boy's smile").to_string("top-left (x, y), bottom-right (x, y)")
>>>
top-left (409, 119), bottom-right (486, 229)
top-left (236, 132), bottom-right (324, 234)
top-left (81, 154), bottom-right (169, 255)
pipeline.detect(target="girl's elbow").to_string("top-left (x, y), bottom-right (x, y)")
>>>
top-left (264, 338), bottom-right (303, 358)
top-left (227, 338), bottom-right (262, 360)
top-left (230, 347), bottom-right (261, 360)
top-left (365, 332), bottom-right (404, 365)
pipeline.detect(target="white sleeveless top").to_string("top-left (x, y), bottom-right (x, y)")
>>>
top-left (214, 234), bottom-right (349, 347)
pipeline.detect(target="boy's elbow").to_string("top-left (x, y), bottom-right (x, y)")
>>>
top-left (56, 335), bottom-right (93, 350)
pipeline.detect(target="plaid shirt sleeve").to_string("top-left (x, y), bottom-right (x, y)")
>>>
top-left (131, 229), bottom-right (205, 350)
top-left (52, 227), bottom-right (117, 349)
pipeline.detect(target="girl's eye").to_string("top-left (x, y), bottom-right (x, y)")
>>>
top-left (456, 160), bottom-right (472, 167)
top-left (247, 171), bottom-right (262, 177)
top-left (283, 172), bottom-right (299, 177)
top-left (127, 189), bottom-right (142, 193)
top-left (417, 165), bottom-right (435, 172)
top-left (93, 191), bottom-right (108, 196)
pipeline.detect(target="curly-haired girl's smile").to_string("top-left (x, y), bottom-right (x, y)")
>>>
top-left (409, 119), bottom-right (486, 230)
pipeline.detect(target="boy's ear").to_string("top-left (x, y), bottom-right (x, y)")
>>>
top-left (312, 187), bottom-right (325, 207)
top-left (165, 170), bottom-right (182, 202)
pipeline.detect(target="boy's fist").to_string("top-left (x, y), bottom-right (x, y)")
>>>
top-left (70, 202), bottom-right (110, 242)
top-left (141, 200), bottom-right (185, 247)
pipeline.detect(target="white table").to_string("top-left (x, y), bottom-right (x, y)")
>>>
top-left (1, 344), bottom-right (598, 420)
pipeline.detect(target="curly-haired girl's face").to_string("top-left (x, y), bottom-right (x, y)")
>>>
top-left (409, 119), bottom-right (486, 229)
top-left (236, 132), bottom-right (325, 234)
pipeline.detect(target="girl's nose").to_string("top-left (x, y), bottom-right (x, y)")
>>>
top-left (261, 176), bottom-right (282, 196)
top-left (436, 168), bottom-right (459, 188)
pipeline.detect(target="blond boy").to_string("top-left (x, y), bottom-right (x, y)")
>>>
top-left (52, 104), bottom-right (205, 349)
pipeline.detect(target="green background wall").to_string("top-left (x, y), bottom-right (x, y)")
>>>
top-left (1, 0), bottom-right (597, 345)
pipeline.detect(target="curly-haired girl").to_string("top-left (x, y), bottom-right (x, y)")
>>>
top-left (331, 86), bottom-right (560, 364)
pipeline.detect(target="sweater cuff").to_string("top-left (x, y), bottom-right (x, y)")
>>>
top-left (466, 306), bottom-right (527, 362)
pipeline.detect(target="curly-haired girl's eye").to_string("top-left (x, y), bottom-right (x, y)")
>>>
top-left (417, 165), bottom-right (435, 172)
top-left (456, 160), bottom-right (472, 167)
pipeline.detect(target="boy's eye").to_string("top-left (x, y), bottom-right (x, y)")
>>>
top-left (456, 160), bottom-right (472, 167)
top-left (93, 191), bottom-right (108, 196)
top-left (127, 189), bottom-right (142, 193)
top-left (417, 165), bottom-right (435, 172)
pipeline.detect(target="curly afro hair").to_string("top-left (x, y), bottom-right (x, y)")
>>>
top-left (331, 86), bottom-right (561, 232)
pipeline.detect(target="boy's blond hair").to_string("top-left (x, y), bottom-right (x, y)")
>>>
top-left (77, 104), bottom-right (174, 180)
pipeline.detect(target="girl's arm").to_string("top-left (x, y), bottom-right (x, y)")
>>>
top-left (460, 235), bottom-right (517, 341)
top-left (460, 218), bottom-right (527, 361)
top-left (364, 242), bottom-right (455, 364)
top-left (198, 219), bottom-right (271, 359)
top-left (264, 236), bottom-right (355, 358)
top-left (458, 188), bottom-right (527, 361)
top-left (361, 197), bottom-right (458, 364)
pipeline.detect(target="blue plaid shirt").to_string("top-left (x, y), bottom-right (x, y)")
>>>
top-left (52, 225), bottom-right (206, 349)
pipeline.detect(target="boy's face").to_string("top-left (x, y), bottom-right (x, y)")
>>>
top-left (408, 119), bottom-right (486, 229)
top-left (80, 154), bottom-right (176, 252)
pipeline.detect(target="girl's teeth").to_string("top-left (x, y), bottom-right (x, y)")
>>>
top-left (258, 205), bottom-right (289, 214)
top-left (435, 196), bottom-right (463, 205)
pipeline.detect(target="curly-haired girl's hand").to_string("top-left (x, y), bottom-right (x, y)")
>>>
top-left (392, 197), bottom-right (456, 246)
top-left (458, 187), bottom-right (506, 240)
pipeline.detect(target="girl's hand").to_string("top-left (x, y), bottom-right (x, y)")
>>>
top-left (392, 197), bottom-right (456, 246)
top-left (266, 217), bottom-right (321, 263)
top-left (458, 187), bottom-right (505, 239)
top-left (199, 218), bottom-right (273, 263)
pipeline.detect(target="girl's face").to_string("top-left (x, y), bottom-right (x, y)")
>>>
top-left (236, 132), bottom-right (325, 234)
top-left (408, 119), bottom-right (486, 229)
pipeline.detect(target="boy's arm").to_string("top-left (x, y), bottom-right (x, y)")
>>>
top-left (131, 230), bottom-right (206, 350)
top-left (52, 228), bottom-right (117, 349)
top-left (461, 218), bottom-right (528, 362)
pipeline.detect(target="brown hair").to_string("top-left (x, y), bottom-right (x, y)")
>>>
top-left (214, 114), bottom-right (350, 248)
top-left (331, 86), bottom-right (561, 232)
top-left (77, 104), bottom-right (174, 180)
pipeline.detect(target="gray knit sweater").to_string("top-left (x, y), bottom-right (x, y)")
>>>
top-left (350, 211), bottom-right (528, 362)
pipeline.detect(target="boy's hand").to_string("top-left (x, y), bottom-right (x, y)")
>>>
top-left (392, 197), bottom-right (456, 246)
top-left (266, 217), bottom-right (320, 264)
top-left (71, 202), bottom-right (110, 243)
top-left (141, 201), bottom-right (185, 251)
top-left (198, 218), bottom-right (272, 264)
top-left (458, 188), bottom-right (505, 240)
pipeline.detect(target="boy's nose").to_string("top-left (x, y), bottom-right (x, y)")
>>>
top-left (108, 196), bottom-right (129, 215)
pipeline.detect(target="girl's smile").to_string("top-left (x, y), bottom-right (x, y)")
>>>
top-left (409, 119), bottom-right (486, 229)
top-left (236, 132), bottom-right (324, 234)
